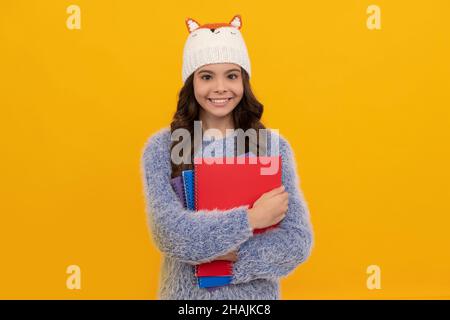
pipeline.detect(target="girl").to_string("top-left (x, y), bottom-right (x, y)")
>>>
top-left (141, 15), bottom-right (314, 300)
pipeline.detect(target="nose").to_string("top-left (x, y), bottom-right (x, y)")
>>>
top-left (213, 78), bottom-right (227, 93)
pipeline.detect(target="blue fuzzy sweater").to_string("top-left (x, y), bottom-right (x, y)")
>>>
top-left (140, 127), bottom-right (314, 300)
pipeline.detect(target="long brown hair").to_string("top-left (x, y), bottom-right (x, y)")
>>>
top-left (170, 68), bottom-right (266, 178)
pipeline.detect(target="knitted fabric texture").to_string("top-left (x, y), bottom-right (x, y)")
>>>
top-left (140, 127), bottom-right (314, 299)
top-left (182, 15), bottom-right (251, 83)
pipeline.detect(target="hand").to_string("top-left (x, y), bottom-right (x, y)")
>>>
top-left (213, 250), bottom-right (238, 262)
top-left (247, 185), bottom-right (289, 230)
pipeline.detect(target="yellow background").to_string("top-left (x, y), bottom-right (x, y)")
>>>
top-left (1, 0), bottom-right (449, 299)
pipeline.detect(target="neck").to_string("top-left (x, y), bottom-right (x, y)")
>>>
top-left (199, 110), bottom-right (235, 139)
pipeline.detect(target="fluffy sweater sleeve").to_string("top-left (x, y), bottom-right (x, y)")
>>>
top-left (140, 128), bottom-right (254, 265)
top-left (231, 135), bottom-right (314, 284)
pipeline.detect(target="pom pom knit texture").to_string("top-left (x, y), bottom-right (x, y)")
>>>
top-left (140, 127), bottom-right (314, 299)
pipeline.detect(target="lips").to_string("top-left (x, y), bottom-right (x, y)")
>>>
top-left (207, 97), bottom-right (233, 107)
top-left (208, 98), bottom-right (233, 102)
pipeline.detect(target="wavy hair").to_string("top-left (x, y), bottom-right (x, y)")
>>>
top-left (170, 68), bottom-right (266, 178)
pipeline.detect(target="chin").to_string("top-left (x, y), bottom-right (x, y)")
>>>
top-left (203, 104), bottom-right (235, 118)
top-left (208, 108), bottom-right (233, 118)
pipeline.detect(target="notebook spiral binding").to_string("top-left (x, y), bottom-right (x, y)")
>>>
top-left (194, 163), bottom-right (199, 212)
top-left (182, 170), bottom-right (195, 211)
top-left (193, 166), bottom-right (200, 283)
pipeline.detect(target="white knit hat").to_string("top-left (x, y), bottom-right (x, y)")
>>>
top-left (182, 15), bottom-right (251, 83)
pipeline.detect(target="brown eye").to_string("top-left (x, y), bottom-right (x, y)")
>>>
top-left (201, 75), bottom-right (211, 80)
top-left (229, 74), bottom-right (238, 79)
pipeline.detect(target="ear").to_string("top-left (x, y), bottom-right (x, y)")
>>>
top-left (185, 17), bottom-right (200, 33)
top-left (229, 14), bottom-right (242, 29)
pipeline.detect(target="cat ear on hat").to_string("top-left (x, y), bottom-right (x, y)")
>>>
top-left (229, 14), bottom-right (242, 29)
top-left (185, 17), bottom-right (200, 33)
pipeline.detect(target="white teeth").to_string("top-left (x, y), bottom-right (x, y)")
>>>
top-left (209, 98), bottom-right (231, 103)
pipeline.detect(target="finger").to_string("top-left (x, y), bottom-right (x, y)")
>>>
top-left (225, 253), bottom-right (237, 262)
top-left (272, 191), bottom-right (288, 202)
top-left (279, 191), bottom-right (289, 202)
top-left (275, 214), bottom-right (286, 224)
top-left (265, 185), bottom-right (285, 198)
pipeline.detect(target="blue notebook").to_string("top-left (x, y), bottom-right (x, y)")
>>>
top-left (182, 170), bottom-right (195, 210)
top-left (181, 169), bottom-right (232, 289)
top-left (198, 276), bottom-right (233, 288)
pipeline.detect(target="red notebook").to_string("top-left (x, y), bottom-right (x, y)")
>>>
top-left (194, 156), bottom-right (282, 277)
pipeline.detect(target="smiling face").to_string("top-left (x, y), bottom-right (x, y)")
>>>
top-left (193, 63), bottom-right (244, 122)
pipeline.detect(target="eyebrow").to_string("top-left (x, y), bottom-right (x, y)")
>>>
top-left (197, 68), bottom-right (241, 74)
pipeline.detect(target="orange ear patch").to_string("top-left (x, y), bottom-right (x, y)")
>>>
top-left (198, 22), bottom-right (230, 30)
top-left (185, 17), bottom-right (201, 33)
top-left (229, 15), bottom-right (242, 29)
top-left (185, 15), bottom-right (243, 33)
